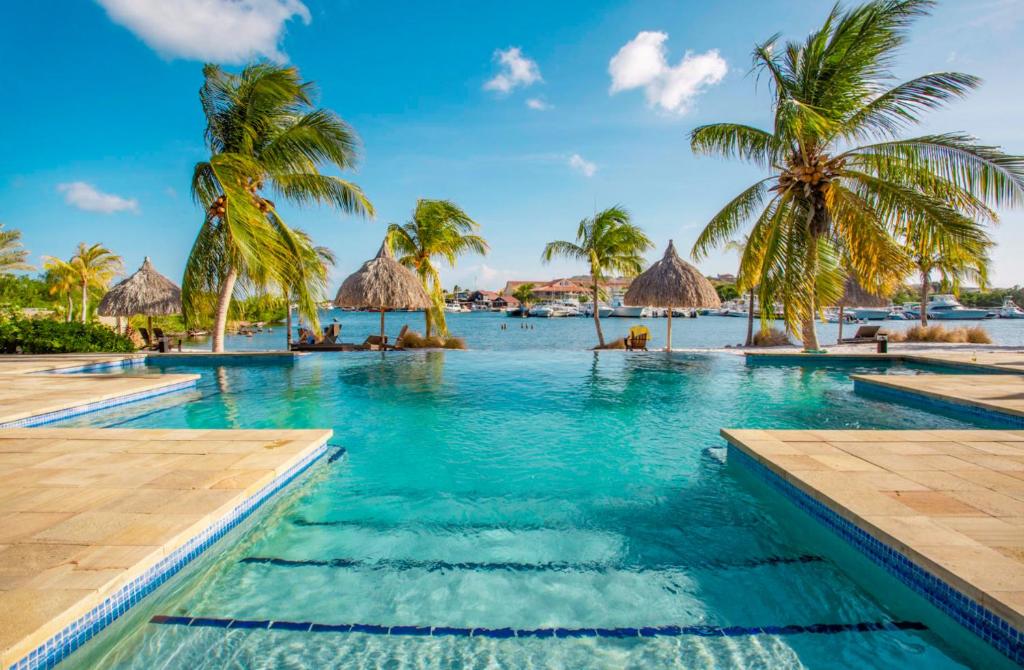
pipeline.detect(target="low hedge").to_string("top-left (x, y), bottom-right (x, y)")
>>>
top-left (0, 318), bottom-right (135, 354)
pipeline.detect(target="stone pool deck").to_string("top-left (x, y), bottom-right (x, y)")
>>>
top-left (0, 427), bottom-right (333, 668)
top-left (724, 428), bottom-right (1024, 661)
top-left (853, 374), bottom-right (1024, 423)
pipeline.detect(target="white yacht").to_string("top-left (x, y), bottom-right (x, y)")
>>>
top-left (849, 307), bottom-right (891, 321)
top-left (529, 304), bottom-right (554, 318)
top-left (1000, 298), bottom-right (1024, 319)
top-left (581, 303), bottom-right (614, 318)
top-left (609, 298), bottom-right (644, 317)
top-left (925, 294), bottom-right (993, 320)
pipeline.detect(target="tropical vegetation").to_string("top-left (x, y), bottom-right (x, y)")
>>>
top-left (906, 218), bottom-right (991, 325)
top-left (386, 199), bottom-right (487, 337)
top-left (0, 315), bottom-right (134, 354)
top-left (0, 224), bottom-right (33, 275)
top-left (689, 0), bottom-right (1024, 350)
top-left (511, 282), bottom-right (538, 310)
top-left (542, 206), bottom-right (652, 347)
top-left (184, 63), bottom-right (372, 352)
top-left (43, 243), bottom-right (122, 323)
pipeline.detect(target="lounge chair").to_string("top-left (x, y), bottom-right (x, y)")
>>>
top-left (840, 325), bottom-right (886, 344)
top-left (356, 335), bottom-right (388, 351)
top-left (151, 328), bottom-right (182, 353)
top-left (138, 328), bottom-right (159, 351)
top-left (626, 325), bottom-right (650, 351)
top-left (322, 323), bottom-right (342, 344)
top-left (390, 325), bottom-right (410, 350)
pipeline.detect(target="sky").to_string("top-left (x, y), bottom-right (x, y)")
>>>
top-left (1, 0), bottom-right (1023, 291)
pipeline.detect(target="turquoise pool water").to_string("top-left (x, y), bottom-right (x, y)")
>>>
top-left (60, 353), bottom-right (1012, 669)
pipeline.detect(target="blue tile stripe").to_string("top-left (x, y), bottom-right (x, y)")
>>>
top-left (0, 379), bottom-right (198, 429)
top-left (41, 357), bottom-right (146, 375)
top-left (9, 440), bottom-right (331, 670)
top-left (237, 554), bottom-right (826, 573)
top-left (149, 614), bottom-right (927, 639)
top-left (853, 379), bottom-right (1024, 427)
top-left (727, 444), bottom-right (1024, 666)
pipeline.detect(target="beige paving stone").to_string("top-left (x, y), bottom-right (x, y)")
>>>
top-left (723, 428), bottom-right (1024, 634)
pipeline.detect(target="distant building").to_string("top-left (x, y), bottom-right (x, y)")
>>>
top-left (712, 273), bottom-right (736, 283)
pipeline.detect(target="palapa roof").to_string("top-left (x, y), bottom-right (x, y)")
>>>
top-left (334, 241), bottom-right (432, 310)
top-left (837, 277), bottom-right (891, 308)
top-left (624, 240), bottom-right (721, 309)
top-left (97, 257), bottom-right (181, 317)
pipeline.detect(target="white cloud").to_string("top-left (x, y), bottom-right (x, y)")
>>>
top-left (609, 31), bottom-right (727, 113)
top-left (568, 154), bottom-right (596, 177)
top-left (57, 182), bottom-right (139, 214)
top-left (484, 47), bottom-right (542, 93)
top-left (95, 0), bottom-right (311, 63)
top-left (526, 98), bottom-right (550, 110)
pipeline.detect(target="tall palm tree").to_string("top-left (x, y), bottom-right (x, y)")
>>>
top-left (386, 199), bottom-right (487, 338)
top-left (0, 224), bottom-right (33, 275)
top-left (689, 0), bottom-right (1024, 350)
top-left (542, 206), bottom-right (652, 347)
top-left (185, 63), bottom-right (373, 352)
top-left (45, 243), bottom-right (122, 323)
top-left (512, 282), bottom-right (538, 311)
top-left (906, 220), bottom-right (991, 326)
top-left (724, 236), bottom-right (757, 347)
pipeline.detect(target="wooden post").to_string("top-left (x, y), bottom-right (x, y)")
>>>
top-left (286, 303), bottom-right (293, 350)
top-left (666, 307), bottom-right (673, 352)
top-left (837, 306), bottom-right (844, 344)
top-left (380, 309), bottom-right (386, 342)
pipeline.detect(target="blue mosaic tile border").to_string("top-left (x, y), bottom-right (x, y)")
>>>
top-left (9, 439), bottom-right (330, 670)
top-left (727, 443), bottom-right (1024, 666)
top-left (0, 379), bottom-right (198, 429)
top-left (853, 378), bottom-right (1024, 428)
top-left (42, 357), bottom-right (146, 375)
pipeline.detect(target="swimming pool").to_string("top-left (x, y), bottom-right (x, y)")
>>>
top-left (57, 352), bottom-right (1012, 668)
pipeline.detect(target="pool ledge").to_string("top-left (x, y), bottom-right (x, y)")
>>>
top-left (853, 374), bottom-right (1024, 425)
top-left (723, 428), bottom-right (1024, 665)
top-left (0, 427), bottom-right (333, 670)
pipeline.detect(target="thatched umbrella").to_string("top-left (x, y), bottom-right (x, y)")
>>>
top-left (835, 277), bottom-right (891, 343)
top-left (97, 257), bottom-right (181, 334)
top-left (624, 240), bottom-right (721, 351)
top-left (334, 240), bottom-right (431, 342)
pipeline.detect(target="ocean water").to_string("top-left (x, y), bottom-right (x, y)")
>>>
top-left (189, 309), bottom-right (1024, 352)
top-left (58, 352), bottom-right (1014, 669)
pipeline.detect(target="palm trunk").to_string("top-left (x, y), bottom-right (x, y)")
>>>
top-left (745, 288), bottom-right (755, 347)
top-left (800, 237), bottom-right (820, 351)
top-left (212, 266), bottom-right (238, 353)
top-left (80, 281), bottom-right (88, 323)
top-left (66, 294), bottom-right (73, 323)
top-left (591, 279), bottom-right (605, 348)
top-left (425, 307), bottom-right (432, 339)
top-left (837, 305), bottom-right (844, 344)
top-left (380, 309), bottom-right (386, 341)
top-left (920, 269), bottom-right (930, 327)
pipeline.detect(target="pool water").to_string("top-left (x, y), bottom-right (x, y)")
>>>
top-left (60, 353), bottom-right (1012, 669)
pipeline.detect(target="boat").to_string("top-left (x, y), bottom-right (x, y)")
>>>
top-left (529, 304), bottom-right (554, 318)
top-left (609, 301), bottom-right (644, 317)
top-left (444, 303), bottom-right (469, 313)
top-left (925, 294), bottom-right (994, 320)
top-left (581, 303), bottom-right (613, 318)
top-left (1000, 298), bottom-right (1024, 319)
top-left (551, 301), bottom-right (581, 317)
top-left (849, 307), bottom-right (891, 321)
top-left (902, 302), bottom-right (921, 320)
top-left (505, 306), bottom-right (527, 317)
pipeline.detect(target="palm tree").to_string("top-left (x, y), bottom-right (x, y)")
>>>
top-left (386, 199), bottom-right (488, 338)
top-left (282, 231), bottom-right (335, 348)
top-left (906, 221), bottom-right (991, 326)
top-left (0, 225), bottom-right (33, 275)
top-left (512, 282), bottom-right (538, 311)
top-left (185, 63), bottom-right (373, 352)
top-left (542, 206), bottom-right (652, 347)
top-left (724, 236), bottom-right (757, 347)
top-left (45, 243), bottom-right (122, 323)
top-left (43, 259), bottom-right (77, 322)
top-left (690, 0), bottom-right (1024, 350)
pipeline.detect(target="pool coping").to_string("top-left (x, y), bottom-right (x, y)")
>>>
top-left (745, 351), bottom-right (1024, 375)
top-left (722, 429), bottom-right (1024, 666)
top-left (852, 374), bottom-right (1024, 425)
top-left (4, 430), bottom-right (333, 670)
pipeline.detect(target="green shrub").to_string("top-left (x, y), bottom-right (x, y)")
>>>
top-left (0, 318), bottom-right (135, 354)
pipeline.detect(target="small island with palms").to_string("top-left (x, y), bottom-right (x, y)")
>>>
top-left (2, 2), bottom-right (1024, 669)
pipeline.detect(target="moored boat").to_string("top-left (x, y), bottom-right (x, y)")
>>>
top-left (999, 298), bottom-right (1024, 319)
top-left (925, 294), bottom-right (994, 320)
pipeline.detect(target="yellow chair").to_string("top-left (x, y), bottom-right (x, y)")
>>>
top-left (626, 325), bottom-right (650, 351)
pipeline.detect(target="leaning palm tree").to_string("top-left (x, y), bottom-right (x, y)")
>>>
top-left (0, 225), bottom-right (33, 275)
top-left (185, 63), bottom-right (373, 352)
top-left (906, 220), bottom-right (992, 326)
top-left (690, 0), bottom-right (1024, 350)
top-left (45, 243), bottom-right (122, 323)
top-left (386, 199), bottom-right (487, 338)
top-left (542, 206), bottom-right (652, 347)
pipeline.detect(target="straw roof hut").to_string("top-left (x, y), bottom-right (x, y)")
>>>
top-left (624, 240), bottom-right (721, 351)
top-left (97, 257), bottom-right (181, 334)
top-left (834, 277), bottom-right (891, 343)
top-left (334, 240), bottom-right (431, 340)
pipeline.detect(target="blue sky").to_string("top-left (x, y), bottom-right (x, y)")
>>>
top-left (1, 0), bottom-right (1023, 290)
